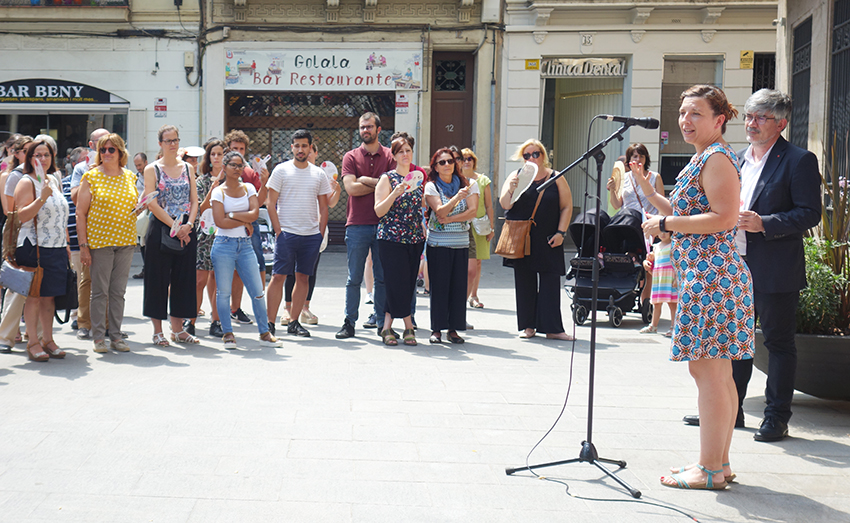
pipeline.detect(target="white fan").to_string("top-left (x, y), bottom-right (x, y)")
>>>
top-left (510, 162), bottom-right (538, 205)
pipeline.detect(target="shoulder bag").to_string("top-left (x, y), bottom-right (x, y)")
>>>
top-left (0, 179), bottom-right (43, 297)
top-left (495, 188), bottom-right (545, 260)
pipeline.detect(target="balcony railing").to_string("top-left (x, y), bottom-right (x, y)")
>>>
top-left (0, 1), bottom-right (128, 6)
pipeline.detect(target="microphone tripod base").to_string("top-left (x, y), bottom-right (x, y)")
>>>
top-left (505, 441), bottom-right (642, 499)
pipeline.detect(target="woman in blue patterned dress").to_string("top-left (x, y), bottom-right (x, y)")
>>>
top-left (374, 137), bottom-right (426, 346)
top-left (638, 85), bottom-right (754, 490)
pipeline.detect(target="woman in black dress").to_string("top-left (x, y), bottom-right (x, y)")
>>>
top-left (499, 139), bottom-right (574, 340)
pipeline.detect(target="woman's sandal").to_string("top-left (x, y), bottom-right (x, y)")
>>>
top-left (429, 331), bottom-right (442, 344)
top-left (171, 330), bottom-right (200, 344)
top-left (27, 342), bottom-right (49, 362)
top-left (661, 464), bottom-right (728, 490)
top-left (671, 462), bottom-right (736, 483)
top-left (468, 296), bottom-right (484, 308)
top-left (447, 330), bottom-right (464, 344)
top-left (152, 332), bottom-right (170, 347)
top-left (42, 341), bottom-right (66, 359)
top-left (402, 328), bottom-right (417, 346)
top-left (380, 328), bottom-right (398, 346)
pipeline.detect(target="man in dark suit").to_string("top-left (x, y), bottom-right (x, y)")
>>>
top-left (683, 89), bottom-right (821, 442)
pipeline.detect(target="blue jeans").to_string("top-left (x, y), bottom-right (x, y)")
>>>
top-left (211, 236), bottom-right (270, 335)
top-left (344, 225), bottom-right (385, 327)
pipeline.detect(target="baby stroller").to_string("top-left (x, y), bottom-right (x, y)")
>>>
top-left (565, 208), bottom-right (652, 327)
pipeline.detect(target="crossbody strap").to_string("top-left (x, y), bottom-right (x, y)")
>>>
top-left (529, 187), bottom-right (546, 224)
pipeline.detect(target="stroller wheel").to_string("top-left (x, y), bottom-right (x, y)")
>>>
top-left (641, 299), bottom-right (653, 324)
top-left (609, 307), bottom-right (624, 328)
top-left (573, 305), bottom-right (588, 326)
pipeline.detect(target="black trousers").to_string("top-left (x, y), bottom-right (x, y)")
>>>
top-left (732, 289), bottom-right (799, 424)
top-left (513, 268), bottom-right (564, 334)
top-left (732, 291), bottom-right (800, 423)
top-left (427, 245), bottom-right (467, 332)
top-left (379, 240), bottom-right (423, 319)
top-left (143, 218), bottom-right (198, 320)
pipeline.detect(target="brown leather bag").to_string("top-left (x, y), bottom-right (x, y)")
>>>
top-left (495, 189), bottom-right (545, 259)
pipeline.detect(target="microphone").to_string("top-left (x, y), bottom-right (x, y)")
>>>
top-left (602, 115), bottom-right (660, 129)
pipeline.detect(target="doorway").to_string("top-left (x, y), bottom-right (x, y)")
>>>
top-left (430, 52), bottom-right (474, 153)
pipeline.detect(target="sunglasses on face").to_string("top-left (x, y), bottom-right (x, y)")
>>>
top-left (522, 151), bottom-right (542, 160)
top-left (454, 157), bottom-right (463, 163)
top-left (463, 157), bottom-right (474, 162)
top-left (436, 159), bottom-right (454, 166)
top-left (100, 147), bottom-right (117, 154)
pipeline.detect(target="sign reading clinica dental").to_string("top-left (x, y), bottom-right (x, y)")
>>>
top-left (540, 58), bottom-right (627, 78)
top-left (224, 46), bottom-right (423, 91)
top-left (0, 79), bottom-right (117, 104)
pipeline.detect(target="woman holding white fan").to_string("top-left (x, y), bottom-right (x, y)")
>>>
top-left (499, 139), bottom-right (573, 340)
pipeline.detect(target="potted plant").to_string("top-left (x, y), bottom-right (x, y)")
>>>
top-left (754, 133), bottom-right (850, 400)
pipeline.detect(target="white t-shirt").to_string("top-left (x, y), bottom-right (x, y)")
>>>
top-left (211, 183), bottom-right (258, 238)
top-left (266, 160), bottom-right (332, 236)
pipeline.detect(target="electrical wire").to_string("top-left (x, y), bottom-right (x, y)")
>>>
top-left (514, 117), bottom-right (701, 522)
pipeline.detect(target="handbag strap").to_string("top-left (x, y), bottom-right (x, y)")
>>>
top-left (29, 176), bottom-right (41, 266)
top-left (529, 186), bottom-right (546, 224)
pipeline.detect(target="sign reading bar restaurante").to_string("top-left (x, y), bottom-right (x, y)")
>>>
top-left (224, 47), bottom-right (423, 91)
top-left (0, 79), bottom-right (117, 104)
top-left (540, 58), bottom-right (627, 78)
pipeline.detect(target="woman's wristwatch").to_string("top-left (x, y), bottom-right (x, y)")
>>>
top-left (228, 212), bottom-right (234, 220)
top-left (557, 230), bottom-right (567, 238)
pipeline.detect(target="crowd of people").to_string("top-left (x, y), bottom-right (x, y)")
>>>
top-left (0, 110), bottom-right (579, 357)
top-left (0, 85), bottom-right (820, 491)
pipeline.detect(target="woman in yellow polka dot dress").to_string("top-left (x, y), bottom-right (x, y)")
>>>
top-left (76, 134), bottom-right (140, 354)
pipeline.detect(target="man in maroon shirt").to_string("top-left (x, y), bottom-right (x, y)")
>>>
top-left (335, 112), bottom-right (396, 339)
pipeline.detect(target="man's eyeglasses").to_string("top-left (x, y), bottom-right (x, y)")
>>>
top-left (162, 138), bottom-right (180, 145)
top-left (99, 147), bottom-right (117, 154)
top-left (436, 159), bottom-right (454, 166)
top-left (226, 162), bottom-right (244, 169)
top-left (522, 151), bottom-right (542, 160)
top-left (744, 114), bottom-right (776, 125)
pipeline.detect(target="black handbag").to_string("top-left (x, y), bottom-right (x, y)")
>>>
top-left (160, 227), bottom-right (188, 255)
top-left (53, 260), bottom-right (78, 324)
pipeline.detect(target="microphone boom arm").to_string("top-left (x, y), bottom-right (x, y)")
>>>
top-left (538, 122), bottom-right (631, 192)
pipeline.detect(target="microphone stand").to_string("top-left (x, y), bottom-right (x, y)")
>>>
top-left (505, 123), bottom-right (642, 499)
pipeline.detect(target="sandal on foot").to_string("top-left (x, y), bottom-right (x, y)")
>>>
top-left (402, 328), bottom-right (417, 346)
top-left (670, 462), bottom-right (736, 483)
top-left (447, 331), bottom-right (464, 344)
top-left (380, 328), bottom-right (398, 346)
top-left (171, 330), bottom-right (200, 344)
top-left (664, 329), bottom-right (674, 337)
top-left (27, 342), bottom-right (49, 362)
top-left (661, 464), bottom-right (727, 490)
top-left (468, 296), bottom-right (484, 308)
top-left (429, 331), bottom-right (442, 344)
top-left (42, 341), bottom-right (66, 359)
top-left (152, 332), bottom-right (170, 347)
top-left (639, 325), bottom-right (657, 334)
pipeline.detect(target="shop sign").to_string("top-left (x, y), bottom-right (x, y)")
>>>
top-left (540, 58), bottom-right (626, 78)
top-left (154, 98), bottom-right (167, 118)
top-left (525, 59), bottom-right (540, 70)
top-left (0, 79), bottom-right (117, 104)
top-left (740, 50), bottom-right (754, 69)
top-left (224, 47), bottom-right (423, 91)
top-left (395, 93), bottom-right (409, 114)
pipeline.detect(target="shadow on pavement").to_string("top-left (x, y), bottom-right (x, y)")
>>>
top-left (718, 484), bottom-right (850, 522)
top-left (10, 350), bottom-right (92, 380)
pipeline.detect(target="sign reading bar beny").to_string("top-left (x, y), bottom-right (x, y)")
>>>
top-left (224, 47), bottom-right (423, 91)
top-left (0, 79), bottom-right (117, 104)
top-left (541, 58), bottom-right (627, 78)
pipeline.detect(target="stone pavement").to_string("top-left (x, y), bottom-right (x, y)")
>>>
top-left (1, 251), bottom-right (849, 523)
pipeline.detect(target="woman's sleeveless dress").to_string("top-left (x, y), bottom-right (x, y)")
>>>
top-left (669, 142), bottom-right (754, 362)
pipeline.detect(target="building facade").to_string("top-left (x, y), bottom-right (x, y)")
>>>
top-left (501, 0), bottom-right (778, 215)
top-left (0, 0), bottom-right (201, 160)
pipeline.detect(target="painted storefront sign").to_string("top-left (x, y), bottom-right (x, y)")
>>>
top-left (540, 58), bottom-right (627, 78)
top-left (224, 47), bottom-right (423, 91)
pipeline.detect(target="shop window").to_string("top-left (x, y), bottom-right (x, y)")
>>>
top-left (224, 92), bottom-right (394, 242)
top-left (791, 17), bottom-right (812, 149)
top-left (659, 57), bottom-right (722, 187)
top-left (434, 61), bottom-right (467, 92)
